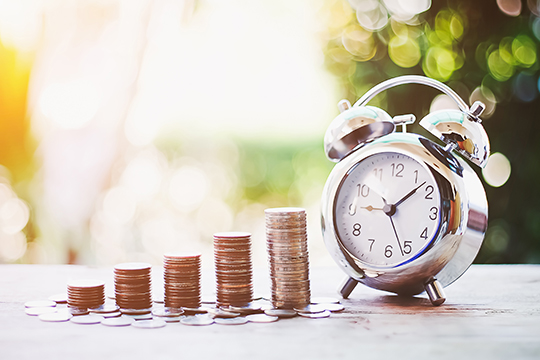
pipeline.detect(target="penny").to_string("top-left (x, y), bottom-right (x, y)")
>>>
top-left (264, 309), bottom-right (298, 318)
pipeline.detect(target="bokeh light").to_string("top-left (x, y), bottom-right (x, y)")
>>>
top-left (482, 153), bottom-right (512, 187)
top-left (470, 86), bottom-right (497, 118)
top-left (513, 72), bottom-right (538, 102)
top-left (497, 0), bottom-right (522, 16)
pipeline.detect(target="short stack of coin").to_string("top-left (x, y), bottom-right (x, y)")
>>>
top-left (163, 253), bottom-right (201, 309)
top-left (67, 279), bottom-right (105, 310)
top-left (114, 262), bottom-right (152, 311)
top-left (213, 232), bottom-right (253, 307)
top-left (265, 207), bottom-right (311, 309)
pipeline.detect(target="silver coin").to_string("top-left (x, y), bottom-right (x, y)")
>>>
top-left (152, 308), bottom-right (184, 318)
top-left (293, 304), bottom-right (327, 314)
top-left (70, 315), bottom-right (104, 325)
top-left (101, 316), bottom-right (134, 327)
top-left (214, 317), bottom-right (248, 325)
top-left (221, 303), bottom-right (262, 315)
top-left (89, 304), bottom-right (120, 314)
top-left (25, 307), bottom-right (57, 316)
top-left (48, 293), bottom-right (68, 304)
top-left (120, 308), bottom-right (152, 315)
top-left (180, 315), bottom-right (214, 326)
top-left (207, 308), bottom-right (241, 318)
top-left (123, 313), bottom-right (153, 321)
top-left (101, 311), bottom-right (122, 318)
top-left (310, 297), bottom-right (341, 304)
top-left (131, 319), bottom-right (166, 329)
top-left (246, 314), bottom-right (279, 323)
top-left (264, 309), bottom-right (297, 318)
top-left (39, 311), bottom-right (72, 322)
top-left (323, 303), bottom-right (345, 312)
top-left (68, 307), bottom-right (90, 316)
top-left (297, 310), bottom-right (331, 319)
top-left (25, 300), bottom-right (56, 308)
top-left (164, 316), bottom-right (184, 323)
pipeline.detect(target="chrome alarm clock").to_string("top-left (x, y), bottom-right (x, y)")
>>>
top-left (321, 75), bottom-right (489, 306)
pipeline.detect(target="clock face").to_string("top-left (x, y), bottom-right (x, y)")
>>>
top-left (334, 152), bottom-right (441, 268)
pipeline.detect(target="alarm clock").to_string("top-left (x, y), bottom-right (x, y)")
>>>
top-left (321, 75), bottom-right (489, 306)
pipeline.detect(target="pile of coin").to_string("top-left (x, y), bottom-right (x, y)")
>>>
top-left (67, 279), bottom-right (105, 310)
top-left (265, 207), bottom-right (311, 309)
top-left (213, 232), bottom-right (253, 307)
top-left (163, 253), bottom-right (201, 309)
top-left (114, 262), bottom-right (152, 312)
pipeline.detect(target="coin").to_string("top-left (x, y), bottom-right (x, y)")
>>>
top-left (214, 317), bottom-right (248, 325)
top-left (39, 311), bottom-right (72, 322)
top-left (25, 307), bottom-right (57, 316)
top-left (264, 309), bottom-right (298, 318)
top-left (206, 308), bottom-right (241, 318)
top-left (89, 304), bottom-right (120, 314)
top-left (311, 297), bottom-right (341, 304)
top-left (120, 308), bottom-right (152, 315)
top-left (114, 262), bottom-right (152, 311)
top-left (101, 311), bottom-right (122, 318)
top-left (68, 306), bottom-right (90, 316)
top-left (297, 310), bottom-right (331, 318)
top-left (48, 293), bottom-right (68, 304)
top-left (221, 303), bottom-right (262, 315)
top-left (245, 314), bottom-right (279, 323)
top-left (152, 308), bottom-right (184, 318)
top-left (323, 303), bottom-right (345, 312)
top-left (67, 279), bottom-right (105, 309)
top-left (293, 304), bottom-right (327, 314)
top-left (163, 253), bottom-right (201, 309)
top-left (70, 315), bottom-right (104, 325)
top-left (265, 207), bottom-right (311, 309)
top-left (131, 319), bottom-right (167, 329)
top-left (214, 232), bottom-right (253, 307)
top-left (25, 300), bottom-right (56, 308)
top-left (101, 316), bottom-right (134, 327)
top-left (123, 313), bottom-right (153, 321)
top-left (180, 315), bottom-right (214, 326)
top-left (181, 307), bottom-right (208, 315)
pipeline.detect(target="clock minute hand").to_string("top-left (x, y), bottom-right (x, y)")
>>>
top-left (394, 181), bottom-right (427, 208)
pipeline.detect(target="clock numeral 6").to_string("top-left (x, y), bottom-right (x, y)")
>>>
top-left (352, 223), bottom-right (361, 236)
top-left (384, 245), bottom-right (393, 258)
top-left (403, 240), bottom-right (412, 255)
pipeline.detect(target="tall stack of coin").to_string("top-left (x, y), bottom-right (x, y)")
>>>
top-left (265, 207), bottom-right (311, 309)
top-left (213, 232), bottom-right (253, 307)
top-left (67, 279), bottom-right (105, 309)
top-left (163, 253), bottom-right (201, 309)
top-left (114, 262), bottom-right (152, 311)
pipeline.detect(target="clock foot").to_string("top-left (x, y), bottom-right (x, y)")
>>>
top-left (339, 277), bottom-right (358, 299)
top-left (425, 279), bottom-right (446, 306)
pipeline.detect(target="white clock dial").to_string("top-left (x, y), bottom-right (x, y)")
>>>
top-left (334, 152), bottom-right (441, 267)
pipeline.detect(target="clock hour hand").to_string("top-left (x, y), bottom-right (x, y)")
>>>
top-left (394, 181), bottom-right (427, 208)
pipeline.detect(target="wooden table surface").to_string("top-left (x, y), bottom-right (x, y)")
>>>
top-left (1, 264), bottom-right (539, 360)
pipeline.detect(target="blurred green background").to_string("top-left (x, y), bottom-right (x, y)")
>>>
top-left (0, 0), bottom-right (538, 266)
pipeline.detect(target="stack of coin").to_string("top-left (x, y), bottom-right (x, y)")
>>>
top-left (265, 207), bottom-right (311, 309)
top-left (213, 232), bottom-right (253, 307)
top-left (66, 280), bottom-right (105, 310)
top-left (114, 262), bottom-right (152, 311)
top-left (163, 253), bottom-right (201, 308)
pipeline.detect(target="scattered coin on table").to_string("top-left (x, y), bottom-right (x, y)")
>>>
top-left (70, 315), bottom-right (104, 325)
top-left (245, 314), bottom-right (279, 323)
top-left (25, 300), bottom-right (56, 308)
top-left (131, 319), bottom-right (167, 329)
top-left (180, 315), bottom-right (214, 326)
top-left (101, 316), bottom-right (134, 327)
top-left (214, 317), bottom-right (249, 325)
top-left (39, 311), bottom-right (73, 322)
